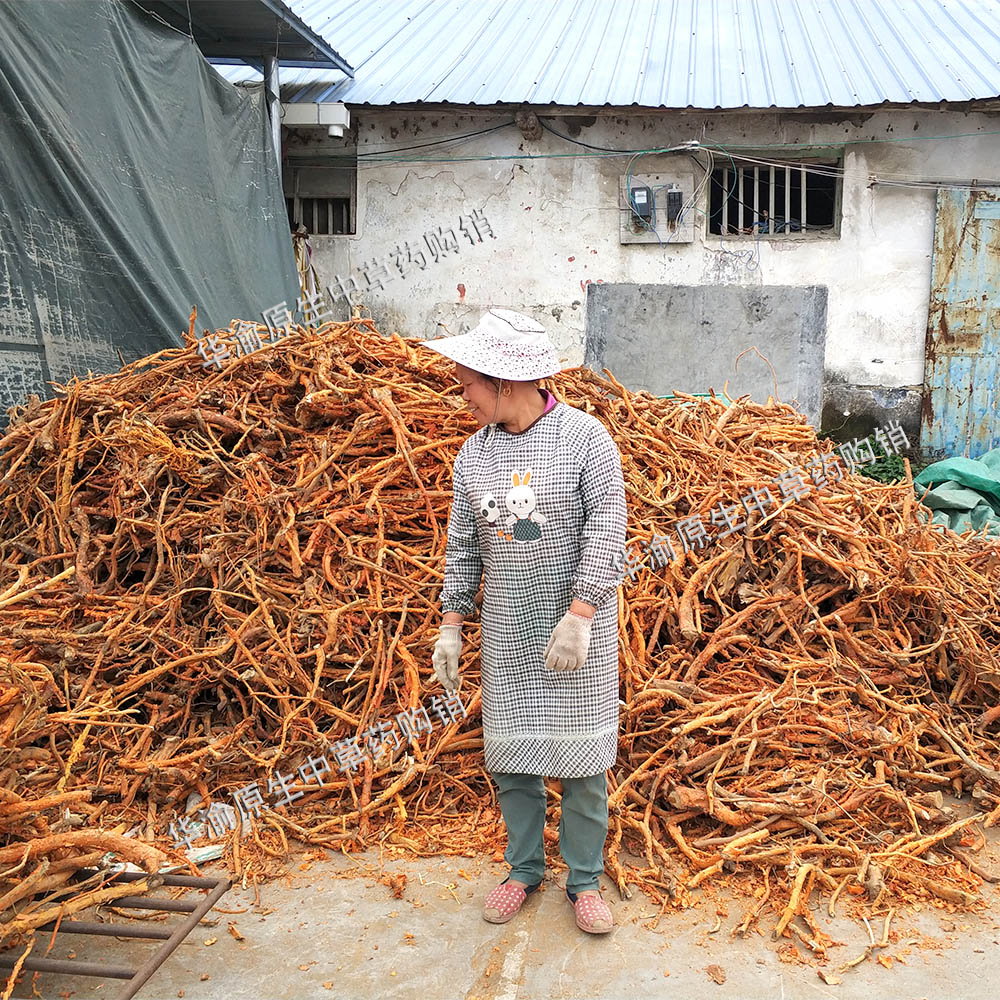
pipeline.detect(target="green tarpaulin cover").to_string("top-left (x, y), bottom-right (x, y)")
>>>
top-left (913, 451), bottom-right (1000, 537)
top-left (0, 0), bottom-right (299, 414)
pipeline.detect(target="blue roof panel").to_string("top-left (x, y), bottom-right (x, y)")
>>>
top-left (214, 0), bottom-right (1000, 108)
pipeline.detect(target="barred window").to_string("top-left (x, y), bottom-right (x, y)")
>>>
top-left (283, 161), bottom-right (356, 236)
top-left (708, 158), bottom-right (840, 237)
top-left (285, 196), bottom-right (351, 236)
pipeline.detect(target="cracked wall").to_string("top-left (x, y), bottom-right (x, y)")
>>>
top-left (294, 107), bottom-right (1000, 439)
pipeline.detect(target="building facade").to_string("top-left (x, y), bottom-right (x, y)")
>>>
top-left (220, 0), bottom-right (1000, 454)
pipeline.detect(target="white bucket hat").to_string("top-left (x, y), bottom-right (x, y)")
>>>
top-left (420, 308), bottom-right (563, 381)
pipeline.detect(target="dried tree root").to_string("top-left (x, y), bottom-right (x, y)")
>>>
top-left (1, 315), bottom-right (999, 959)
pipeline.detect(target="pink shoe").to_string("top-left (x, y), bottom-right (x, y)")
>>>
top-left (483, 879), bottom-right (540, 923)
top-left (567, 888), bottom-right (613, 934)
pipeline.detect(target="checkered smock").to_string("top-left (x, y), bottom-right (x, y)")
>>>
top-left (440, 402), bottom-right (626, 778)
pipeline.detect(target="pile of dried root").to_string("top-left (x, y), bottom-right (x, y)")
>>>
top-left (2, 312), bottom-right (1000, 964)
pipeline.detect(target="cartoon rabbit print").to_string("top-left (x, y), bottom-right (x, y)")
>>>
top-left (505, 470), bottom-right (547, 542)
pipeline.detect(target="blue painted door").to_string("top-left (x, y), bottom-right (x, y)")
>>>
top-left (921, 188), bottom-right (1000, 459)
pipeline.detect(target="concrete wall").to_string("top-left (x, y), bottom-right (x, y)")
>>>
top-left (287, 106), bottom-right (1000, 440)
top-left (584, 283), bottom-right (828, 427)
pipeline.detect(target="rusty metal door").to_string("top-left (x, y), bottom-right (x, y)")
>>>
top-left (922, 188), bottom-right (1000, 459)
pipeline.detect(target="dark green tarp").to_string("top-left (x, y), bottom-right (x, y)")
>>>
top-left (914, 451), bottom-right (1000, 538)
top-left (0, 0), bottom-right (299, 414)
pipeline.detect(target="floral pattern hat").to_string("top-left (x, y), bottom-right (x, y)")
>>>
top-left (420, 308), bottom-right (563, 381)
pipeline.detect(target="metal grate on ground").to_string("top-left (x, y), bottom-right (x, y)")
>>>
top-left (0, 868), bottom-right (231, 1000)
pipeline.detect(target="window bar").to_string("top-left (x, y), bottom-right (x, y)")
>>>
top-left (721, 166), bottom-right (729, 234)
top-left (800, 164), bottom-right (808, 232)
top-left (737, 166), bottom-right (744, 233)
top-left (784, 165), bottom-right (791, 234)
top-left (327, 201), bottom-right (334, 236)
top-left (768, 166), bottom-right (775, 236)
top-left (753, 166), bottom-right (760, 234)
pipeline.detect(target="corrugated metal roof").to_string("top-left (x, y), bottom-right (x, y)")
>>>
top-left (139, 0), bottom-right (353, 72)
top-left (214, 0), bottom-right (1000, 109)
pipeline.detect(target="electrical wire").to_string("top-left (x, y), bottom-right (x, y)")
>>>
top-left (355, 140), bottom-right (699, 166)
top-left (697, 145), bottom-right (770, 260)
top-left (344, 128), bottom-right (1000, 176)
top-left (357, 121), bottom-right (516, 158)
top-left (534, 117), bottom-right (1000, 191)
top-left (869, 177), bottom-right (1000, 190)
top-left (712, 152), bottom-right (845, 180)
top-left (688, 203), bottom-right (763, 272)
top-left (616, 135), bottom-right (1000, 249)
top-left (540, 116), bottom-right (830, 229)
top-left (665, 150), bottom-right (715, 243)
top-left (703, 146), bottom-right (1000, 191)
top-left (537, 118), bottom-right (641, 153)
top-left (714, 129), bottom-right (1000, 150)
top-left (706, 145), bottom-right (842, 234)
top-left (284, 120), bottom-right (1000, 242)
top-left (624, 150), bottom-right (660, 243)
top-left (620, 144), bottom-right (711, 244)
top-left (282, 121), bottom-right (519, 170)
top-left (126, 0), bottom-right (196, 39)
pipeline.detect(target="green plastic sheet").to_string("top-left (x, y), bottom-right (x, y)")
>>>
top-left (0, 0), bottom-right (299, 415)
top-left (913, 450), bottom-right (1000, 537)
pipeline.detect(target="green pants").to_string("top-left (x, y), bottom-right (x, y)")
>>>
top-left (491, 771), bottom-right (609, 894)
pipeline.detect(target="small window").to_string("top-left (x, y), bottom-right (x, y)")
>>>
top-left (283, 161), bottom-right (356, 235)
top-left (708, 157), bottom-right (840, 237)
top-left (285, 196), bottom-right (350, 235)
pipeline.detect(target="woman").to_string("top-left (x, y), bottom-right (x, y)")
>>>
top-left (420, 308), bottom-right (626, 935)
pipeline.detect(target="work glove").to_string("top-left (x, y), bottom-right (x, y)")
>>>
top-left (432, 624), bottom-right (462, 690)
top-left (543, 612), bottom-right (592, 672)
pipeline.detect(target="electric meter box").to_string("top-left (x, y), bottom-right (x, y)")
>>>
top-left (619, 170), bottom-right (695, 244)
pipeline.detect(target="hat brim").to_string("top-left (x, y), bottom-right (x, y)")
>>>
top-left (420, 333), bottom-right (563, 381)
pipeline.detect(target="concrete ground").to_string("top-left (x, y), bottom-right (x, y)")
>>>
top-left (12, 835), bottom-right (1000, 1000)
